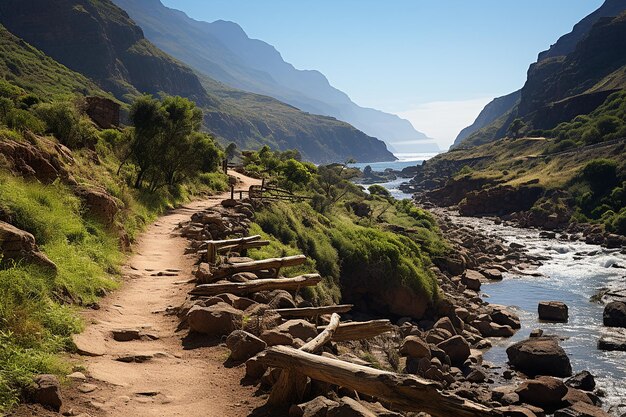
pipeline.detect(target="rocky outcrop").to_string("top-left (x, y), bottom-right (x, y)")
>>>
top-left (74, 186), bottom-right (120, 226)
top-left (459, 185), bottom-right (543, 217)
top-left (506, 337), bottom-right (572, 377)
top-left (0, 221), bottom-right (57, 270)
top-left (85, 96), bottom-right (120, 128)
top-left (0, 138), bottom-right (75, 185)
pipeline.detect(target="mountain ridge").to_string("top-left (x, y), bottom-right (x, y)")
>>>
top-left (111, 0), bottom-right (439, 153)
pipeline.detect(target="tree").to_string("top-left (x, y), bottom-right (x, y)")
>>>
top-left (507, 118), bottom-right (527, 139)
top-left (281, 159), bottom-right (312, 190)
top-left (225, 142), bottom-right (237, 162)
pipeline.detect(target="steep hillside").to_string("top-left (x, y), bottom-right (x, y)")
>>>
top-left (456, 0), bottom-right (626, 148)
top-left (0, 0), bottom-right (394, 163)
top-left (111, 0), bottom-right (438, 153)
top-left (452, 90), bottom-right (520, 147)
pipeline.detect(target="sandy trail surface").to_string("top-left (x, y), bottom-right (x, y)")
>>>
top-left (66, 171), bottom-right (265, 417)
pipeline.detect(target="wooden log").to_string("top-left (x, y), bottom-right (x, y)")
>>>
top-left (269, 305), bottom-right (353, 319)
top-left (189, 274), bottom-right (321, 297)
top-left (217, 240), bottom-right (269, 254)
top-left (268, 314), bottom-right (341, 406)
top-left (210, 255), bottom-right (306, 279)
top-left (320, 319), bottom-right (394, 342)
top-left (258, 346), bottom-right (500, 417)
top-left (204, 235), bottom-right (263, 263)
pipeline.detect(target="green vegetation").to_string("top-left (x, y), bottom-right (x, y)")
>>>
top-left (242, 147), bottom-right (445, 308)
top-left (0, 75), bottom-right (227, 410)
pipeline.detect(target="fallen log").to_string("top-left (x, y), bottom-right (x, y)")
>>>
top-left (320, 319), bottom-right (393, 342)
top-left (268, 314), bottom-right (341, 406)
top-left (209, 255), bottom-right (306, 279)
top-left (189, 274), bottom-right (321, 297)
top-left (204, 236), bottom-right (264, 263)
top-left (269, 304), bottom-right (353, 319)
top-left (258, 345), bottom-right (500, 416)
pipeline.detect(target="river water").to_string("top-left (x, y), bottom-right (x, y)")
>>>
top-left (362, 166), bottom-right (626, 415)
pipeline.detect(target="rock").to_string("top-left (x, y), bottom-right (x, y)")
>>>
top-left (491, 306), bottom-right (521, 329)
top-left (195, 263), bottom-right (213, 283)
top-left (74, 186), bottom-right (120, 225)
top-left (399, 336), bottom-right (431, 359)
top-left (603, 301), bottom-right (626, 328)
top-left (597, 331), bottom-right (626, 351)
top-left (187, 302), bottom-right (242, 336)
top-left (496, 406), bottom-right (538, 417)
top-left (461, 270), bottom-right (483, 291)
top-left (226, 330), bottom-right (267, 362)
top-left (275, 319), bottom-right (318, 342)
top-left (245, 356), bottom-right (267, 380)
top-left (482, 268), bottom-right (503, 280)
top-left (466, 368), bottom-right (487, 383)
top-left (433, 317), bottom-right (458, 335)
top-left (538, 301), bottom-right (569, 322)
top-left (562, 388), bottom-right (596, 406)
top-left (515, 376), bottom-right (567, 411)
top-left (506, 337), bottom-right (572, 377)
top-left (433, 253), bottom-right (466, 275)
top-left (67, 371), bottom-right (87, 380)
top-left (0, 220), bottom-right (57, 270)
top-left (474, 320), bottom-right (515, 337)
top-left (268, 290), bottom-right (297, 309)
top-left (565, 371), bottom-right (596, 391)
top-left (32, 375), bottom-right (62, 411)
top-left (260, 329), bottom-right (295, 347)
top-left (437, 335), bottom-right (470, 366)
top-left (78, 383), bottom-right (98, 393)
top-left (554, 402), bottom-right (612, 417)
top-left (85, 96), bottom-right (120, 128)
top-left (111, 328), bottom-right (142, 342)
top-left (290, 396), bottom-right (339, 417)
top-left (327, 397), bottom-right (377, 417)
top-left (0, 137), bottom-right (74, 184)
top-left (530, 329), bottom-right (544, 338)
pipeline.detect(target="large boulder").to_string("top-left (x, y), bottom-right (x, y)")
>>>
top-left (437, 335), bottom-right (470, 366)
top-left (187, 302), bottom-right (242, 336)
top-left (491, 306), bottom-right (521, 329)
top-left (565, 371), bottom-right (596, 391)
top-left (399, 336), bottom-right (431, 359)
top-left (515, 376), bottom-right (567, 411)
top-left (597, 331), bottom-right (626, 351)
top-left (474, 319), bottom-right (515, 337)
top-left (538, 301), bottom-right (569, 322)
top-left (603, 301), bottom-right (626, 328)
top-left (85, 96), bottom-right (120, 128)
top-left (506, 337), bottom-right (572, 377)
top-left (0, 221), bottom-right (56, 270)
top-left (74, 186), bottom-right (120, 225)
top-left (225, 330), bottom-right (267, 362)
top-left (461, 270), bottom-right (484, 291)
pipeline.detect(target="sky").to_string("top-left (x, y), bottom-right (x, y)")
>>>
top-left (161, 0), bottom-right (604, 150)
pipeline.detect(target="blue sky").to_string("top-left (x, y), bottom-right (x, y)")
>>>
top-left (162, 0), bottom-right (603, 148)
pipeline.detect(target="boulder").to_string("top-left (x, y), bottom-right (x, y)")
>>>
top-left (475, 320), bottom-right (515, 337)
top-left (275, 319), bottom-right (318, 342)
top-left (506, 337), bottom-right (572, 377)
top-left (226, 330), bottom-right (267, 362)
top-left (187, 302), bottom-right (242, 336)
top-left (495, 406), bottom-right (538, 417)
top-left (290, 396), bottom-right (339, 417)
top-left (244, 356), bottom-right (267, 380)
top-left (515, 376), bottom-right (567, 411)
top-left (491, 306), bottom-right (521, 329)
top-left (461, 270), bottom-right (484, 291)
top-left (482, 268), bottom-right (503, 280)
top-left (538, 301), bottom-right (569, 322)
top-left (32, 374), bottom-right (62, 411)
top-left (327, 397), bottom-right (377, 417)
top-left (562, 388), bottom-right (596, 407)
top-left (433, 317), bottom-right (457, 335)
top-left (85, 96), bottom-right (120, 128)
top-left (399, 336), bottom-right (431, 359)
top-left (565, 371), bottom-right (596, 391)
top-left (602, 301), bottom-right (626, 328)
top-left (553, 402), bottom-right (612, 417)
top-left (0, 221), bottom-right (57, 270)
top-left (195, 263), bottom-right (213, 283)
top-left (597, 331), bottom-right (626, 351)
top-left (74, 186), bottom-right (120, 225)
top-left (437, 335), bottom-right (470, 366)
top-left (0, 138), bottom-right (73, 184)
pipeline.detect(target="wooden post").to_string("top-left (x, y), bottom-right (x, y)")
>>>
top-left (230, 185), bottom-right (234, 200)
top-left (258, 346), bottom-right (500, 416)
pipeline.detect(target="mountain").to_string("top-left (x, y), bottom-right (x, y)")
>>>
top-left (111, 0), bottom-right (438, 153)
top-left (452, 90), bottom-right (520, 147)
top-left (0, 0), bottom-right (395, 164)
top-left (456, 0), bottom-right (626, 148)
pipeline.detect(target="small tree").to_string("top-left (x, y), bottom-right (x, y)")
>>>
top-left (507, 118), bottom-right (527, 139)
top-left (225, 142), bottom-right (237, 162)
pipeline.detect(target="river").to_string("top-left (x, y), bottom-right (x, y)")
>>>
top-left (361, 163), bottom-right (626, 415)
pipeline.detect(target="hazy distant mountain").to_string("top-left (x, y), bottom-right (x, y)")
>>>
top-left (112, 0), bottom-right (438, 153)
top-left (455, 0), bottom-right (626, 148)
top-left (0, 0), bottom-right (395, 164)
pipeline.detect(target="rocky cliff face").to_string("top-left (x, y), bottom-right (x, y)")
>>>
top-left (456, 0), bottom-right (626, 148)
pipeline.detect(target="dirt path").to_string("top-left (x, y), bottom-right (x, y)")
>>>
top-left (67, 172), bottom-right (265, 417)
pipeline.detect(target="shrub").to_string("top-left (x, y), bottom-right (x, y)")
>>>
top-left (580, 159), bottom-right (618, 194)
top-left (4, 109), bottom-right (45, 134)
top-left (368, 184), bottom-right (392, 199)
top-left (581, 127), bottom-right (601, 144)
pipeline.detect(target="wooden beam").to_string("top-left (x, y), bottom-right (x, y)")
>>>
top-left (258, 346), bottom-right (500, 417)
top-left (268, 314), bottom-right (341, 406)
top-left (320, 320), bottom-right (394, 342)
top-left (210, 255), bottom-right (307, 280)
top-left (269, 305), bottom-right (353, 319)
top-left (189, 274), bottom-right (321, 297)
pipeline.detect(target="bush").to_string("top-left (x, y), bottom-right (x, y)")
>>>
top-left (580, 159), bottom-right (619, 194)
top-left (368, 184), bottom-right (392, 199)
top-left (4, 109), bottom-right (45, 134)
